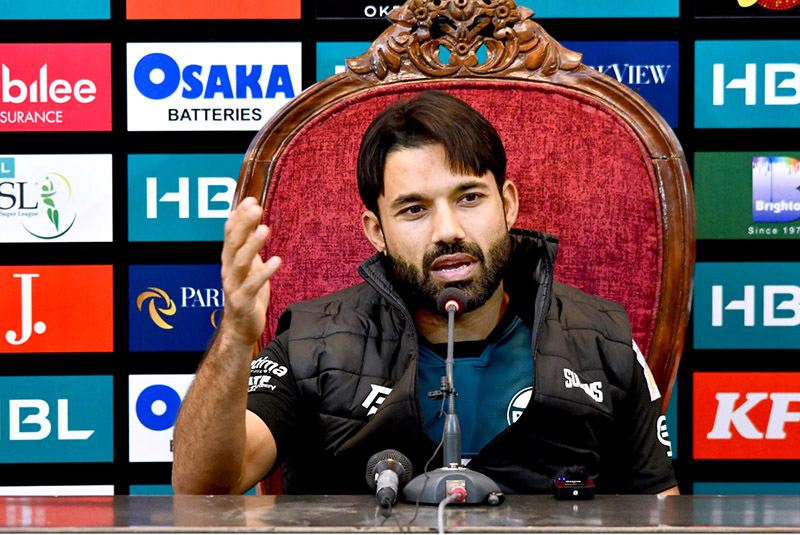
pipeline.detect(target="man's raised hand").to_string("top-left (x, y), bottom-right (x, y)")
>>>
top-left (219, 197), bottom-right (282, 346)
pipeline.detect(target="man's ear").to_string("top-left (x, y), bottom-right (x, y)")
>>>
top-left (502, 180), bottom-right (520, 229)
top-left (362, 210), bottom-right (386, 254)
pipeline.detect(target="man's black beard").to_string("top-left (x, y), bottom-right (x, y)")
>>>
top-left (387, 234), bottom-right (512, 316)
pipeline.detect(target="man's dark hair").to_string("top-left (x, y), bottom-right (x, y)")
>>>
top-left (357, 90), bottom-right (507, 217)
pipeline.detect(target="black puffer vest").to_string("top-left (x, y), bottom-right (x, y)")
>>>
top-left (273, 230), bottom-right (656, 494)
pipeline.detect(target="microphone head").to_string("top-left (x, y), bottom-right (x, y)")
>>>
top-left (437, 287), bottom-right (467, 316)
top-left (365, 449), bottom-right (413, 489)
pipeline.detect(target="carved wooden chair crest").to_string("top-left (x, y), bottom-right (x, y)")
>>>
top-left (235, 0), bottom-right (695, 415)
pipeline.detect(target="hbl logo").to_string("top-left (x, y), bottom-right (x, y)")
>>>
top-left (695, 263), bottom-right (800, 349)
top-left (696, 41), bottom-right (800, 128)
top-left (0, 376), bottom-right (113, 463)
top-left (128, 154), bottom-right (239, 241)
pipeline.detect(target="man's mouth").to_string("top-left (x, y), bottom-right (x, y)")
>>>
top-left (429, 254), bottom-right (479, 281)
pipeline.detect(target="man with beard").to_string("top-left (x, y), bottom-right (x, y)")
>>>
top-left (172, 91), bottom-right (678, 496)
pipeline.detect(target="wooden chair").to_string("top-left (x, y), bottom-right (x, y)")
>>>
top-left (234, 1), bottom-right (695, 490)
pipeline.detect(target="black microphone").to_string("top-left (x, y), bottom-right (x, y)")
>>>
top-left (365, 449), bottom-right (413, 509)
top-left (436, 287), bottom-right (467, 316)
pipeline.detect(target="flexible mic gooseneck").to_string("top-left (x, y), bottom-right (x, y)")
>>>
top-left (365, 449), bottom-right (413, 509)
top-left (436, 287), bottom-right (466, 467)
top-left (401, 288), bottom-right (504, 506)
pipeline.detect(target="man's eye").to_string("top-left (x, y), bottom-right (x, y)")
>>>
top-left (461, 193), bottom-right (481, 203)
top-left (403, 205), bottom-right (424, 215)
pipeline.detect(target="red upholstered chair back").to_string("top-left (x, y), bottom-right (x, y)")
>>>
top-left (235, 0), bottom-right (695, 414)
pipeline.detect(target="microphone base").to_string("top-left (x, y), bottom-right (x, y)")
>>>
top-left (401, 466), bottom-right (505, 506)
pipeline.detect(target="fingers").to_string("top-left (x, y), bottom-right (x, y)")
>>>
top-left (222, 197), bottom-right (264, 272)
top-left (240, 254), bottom-right (282, 298)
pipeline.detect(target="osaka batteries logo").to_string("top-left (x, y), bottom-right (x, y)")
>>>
top-left (752, 157), bottom-right (800, 223)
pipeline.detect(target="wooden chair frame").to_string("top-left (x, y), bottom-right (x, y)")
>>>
top-left (234, 0), bottom-right (695, 411)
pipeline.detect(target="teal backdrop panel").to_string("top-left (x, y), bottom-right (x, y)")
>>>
top-left (0, 0), bottom-right (109, 19)
top-left (515, 0), bottom-right (678, 17)
top-left (696, 41), bottom-right (800, 128)
top-left (0, 376), bottom-right (113, 463)
top-left (128, 154), bottom-right (241, 242)
top-left (694, 262), bottom-right (800, 349)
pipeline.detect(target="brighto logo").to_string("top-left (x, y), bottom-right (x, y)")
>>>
top-left (752, 157), bottom-right (800, 223)
top-left (0, 162), bottom-right (77, 239)
top-left (137, 287), bottom-right (176, 329)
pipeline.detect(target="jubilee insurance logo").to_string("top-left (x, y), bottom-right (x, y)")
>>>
top-left (0, 43), bottom-right (111, 132)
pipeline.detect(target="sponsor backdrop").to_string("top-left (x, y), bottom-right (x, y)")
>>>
top-left (0, 0), bottom-right (797, 496)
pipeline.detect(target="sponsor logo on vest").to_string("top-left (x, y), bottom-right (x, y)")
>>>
top-left (249, 356), bottom-right (288, 393)
top-left (563, 368), bottom-right (603, 403)
top-left (657, 415), bottom-right (673, 457)
top-left (506, 387), bottom-right (532, 425)
top-left (362, 384), bottom-right (392, 416)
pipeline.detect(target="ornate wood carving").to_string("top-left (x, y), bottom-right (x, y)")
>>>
top-left (347, 0), bottom-right (582, 80)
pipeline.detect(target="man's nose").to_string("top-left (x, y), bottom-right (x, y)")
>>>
top-left (430, 205), bottom-right (466, 244)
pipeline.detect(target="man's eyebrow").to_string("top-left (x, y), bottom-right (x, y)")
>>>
top-left (389, 193), bottom-right (426, 209)
top-left (389, 180), bottom-right (492, 209)
top-left (454, 180), bottom-right (489, 192)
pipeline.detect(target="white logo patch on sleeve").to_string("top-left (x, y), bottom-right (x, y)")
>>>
top-left (633, 339), bottom-right (661, 402)
top-left (362, 384), bottom-right (392, 416)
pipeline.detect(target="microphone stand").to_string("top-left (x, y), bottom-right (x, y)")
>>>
top-left (402, 297), bottom-right (504, 506)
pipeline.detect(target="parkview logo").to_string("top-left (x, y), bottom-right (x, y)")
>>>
top-left (0, 44), bottom-right (111, 132)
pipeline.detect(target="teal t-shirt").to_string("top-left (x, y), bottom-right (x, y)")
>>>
top-left (418, 315), bottom-right (534, 457)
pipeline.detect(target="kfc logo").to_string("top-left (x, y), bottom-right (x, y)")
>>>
top-left (694, 372), bottom-right (800, 459)
top-left (0, 44), bottom-right (111, 132)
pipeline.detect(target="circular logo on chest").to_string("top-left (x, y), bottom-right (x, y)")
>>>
top-left (507, 387), bottom-right (533, 425)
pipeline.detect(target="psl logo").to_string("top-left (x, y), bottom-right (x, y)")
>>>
top-left (5, 274), bottom-right (46, 346)
top-left (752, 156), bottom-right (800, 223)
top-left (137, 287), bottom-right (176, 329)
top-left (0, 158), bottom-right (79, 240)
